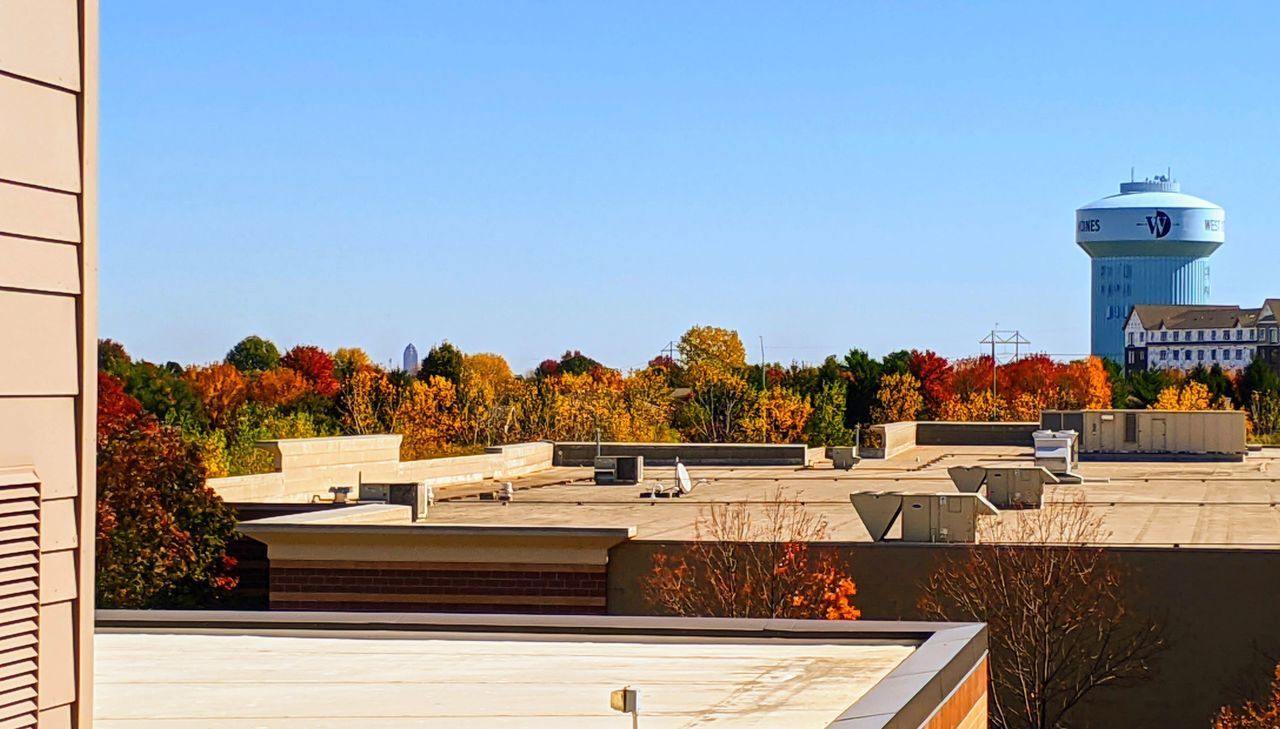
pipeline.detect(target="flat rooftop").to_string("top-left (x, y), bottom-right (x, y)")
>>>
top-left (418, 446), bottom-right (1280, 547)
top-left (94, 617), bottom-right (921, 729)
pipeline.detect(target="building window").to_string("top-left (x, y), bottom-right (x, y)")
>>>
top-left (1211, 349), bottom-right (1217, 360)
top-left (1211, 330), bottom-right (1217, 341)
top-left (1140, 331), bottom-right (1146, 343)
top-left (1173, 331), bottom-right (1180, 342)
top-left (1224, 329), bottom-right (1231, 339)
top-left (1236, 349), bottom-right (1244, 359)
top-left (1198, 350), bottom-right (1205, 361)
top-left (1124, 264), bottom-right (1132, 279)
top-left (1185, 349), bottom-right (1192, 361)
top-left (1128, 332), bottom-right (1134, 345)
top-left (1161, 331), bottom-right (1168, 342)
top-left (1198, 331), bottom-right (1205, 341)
top-left (1160, 350), bottom-right (1168, 361)
top-left (1237, 330), bottom-right (1243, 340)
top-left (1272, 329), bottom-right (1278, 343)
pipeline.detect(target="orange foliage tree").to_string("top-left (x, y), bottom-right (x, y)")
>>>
top-left (183, 363), bottom-right (248, 428)
top-left (250, 367), bottom-right (311, 408)
top-left (644, 490), bottom-right (859, 620)
top-left (1061, 356), bottom-right (1113, 409)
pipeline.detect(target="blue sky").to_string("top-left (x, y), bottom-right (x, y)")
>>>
top-left (101, 2), bottom-right (1280, 372)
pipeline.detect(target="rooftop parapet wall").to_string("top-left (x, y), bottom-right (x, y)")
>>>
top-left (207, 438), bottom-right (554, 503)
top-left (552, 442), bottom-right (810, 467)
top-left (861, 421), bottom-right (1040, 459)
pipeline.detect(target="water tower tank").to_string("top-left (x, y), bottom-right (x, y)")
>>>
top-left (1076, 177), bottom-right (1225, 361)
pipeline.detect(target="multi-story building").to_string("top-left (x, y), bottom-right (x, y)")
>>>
top-left (403, 343), bottom-right (420, 374)
top-left (1122, 300), bottom-right (1280, 375)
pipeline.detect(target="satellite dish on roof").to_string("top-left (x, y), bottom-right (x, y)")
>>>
top-left (675, 462), bottom-right (693, 494)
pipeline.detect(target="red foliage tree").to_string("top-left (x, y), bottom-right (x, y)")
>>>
top-left (280, 345), bottom-right (339, 398)
top-left (908, 350), bottom-right (952, 418)
top-left (997, 354), bottom-right (1058, 402)
top-left (949, 356), bottom-right (996, 399)
top-left (96, 373), bottom-right (240, 608)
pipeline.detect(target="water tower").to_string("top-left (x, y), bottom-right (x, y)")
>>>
top-left (1076, 176), bottom-right (1225, 361)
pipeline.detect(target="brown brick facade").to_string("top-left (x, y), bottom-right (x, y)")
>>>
top-left (268, 561), bottom-right (608, 614)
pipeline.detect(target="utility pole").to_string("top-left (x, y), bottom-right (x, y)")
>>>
top-left (759, 336), bottom-right (766, 390)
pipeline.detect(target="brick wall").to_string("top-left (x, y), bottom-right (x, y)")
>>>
top-left (268, 561), bottom-right (607, 614)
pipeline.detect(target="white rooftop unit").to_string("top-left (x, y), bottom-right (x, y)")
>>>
top-left (1033, 429), bottom-right (1079, 477)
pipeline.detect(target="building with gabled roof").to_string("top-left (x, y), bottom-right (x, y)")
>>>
top-left (1122, 299), bottom-right (1280, 375)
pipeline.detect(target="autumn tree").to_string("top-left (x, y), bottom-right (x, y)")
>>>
top-left (225, 335), bottom-right (281, 372)
top-left (419, 341), bottom-right (465, 385)
top-left (457, 353), bottom-right (520, 446)
top-left (280, 345), bottom-right (340, 398)
top-left (872, 371), bottom-right (923, 423)
top-left (920, 497), bottom-right (1164, 729)
top-left (97, 373), bottom-right (239, 608)
top-left (184, 363), bottom-right (249, 429)
top-left (1215, 661), bottom-right (1280, 729)
top-left (909, 350), bottom-right (952, 419)
top-left (743, 387), bottom-right (813, 443)
top-left (678, 325), bottom-right (747, 375)
top-left (644, 490), bottom-right (859, 620)
top-left (338, 367), bottom-right (395, 435)
top-left (1061, 356), bottom-right (1113, 410)
top-left (332, 347), bottom-right (374, 381)
top-left (394, 376), bottom-right (462, 459)
top-left (675, 326), bottom-right (754, 442)
top-left (250, 367), bottom-right (311, 409)
top-left (1152, 380), bottom-right (1213, 410)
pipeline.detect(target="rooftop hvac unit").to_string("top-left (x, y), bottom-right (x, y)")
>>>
top-left (850, 491), bottom-right (998, 544)
top-left (595, 456), bottom-right (644, 485)
top-left (946, 466), bottom-right (1056, 509)
top-left (359, 481), bottom-right (430, 520)
top-left (1033, 429), bottom-right (1079, 477)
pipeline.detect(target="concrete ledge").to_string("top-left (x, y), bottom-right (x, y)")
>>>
top-left (552, 442), bottom-right (810, 467)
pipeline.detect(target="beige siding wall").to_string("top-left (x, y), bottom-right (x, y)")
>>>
top-left (0, 1), bottom-right (97, 726)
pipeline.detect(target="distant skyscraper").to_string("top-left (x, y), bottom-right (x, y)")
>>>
top-left (403, 343), bottom-right (420, 374)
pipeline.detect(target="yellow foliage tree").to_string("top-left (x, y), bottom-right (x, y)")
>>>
top-left (332, 347), bottom-right (373, 380)
top-left (679, 325), bottom-right (746, 380)
top-left (743, 387), bottom-right (814, 443)
top-left (458, 353), bottom-right (519, 446)
top-left (872, 372), bottom-right (923, 423)
top-left (394, 376), bottom-right (462, 460)
top-left (339, 367), bottom-right (395, 435)
top-left (938, 390), bottom-right (1008, 422)
top-left (1151, 381), bottom-right (1212, 411)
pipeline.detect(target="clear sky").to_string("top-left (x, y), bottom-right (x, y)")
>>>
top-left (101, 2), bottom-right (1280, 373)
